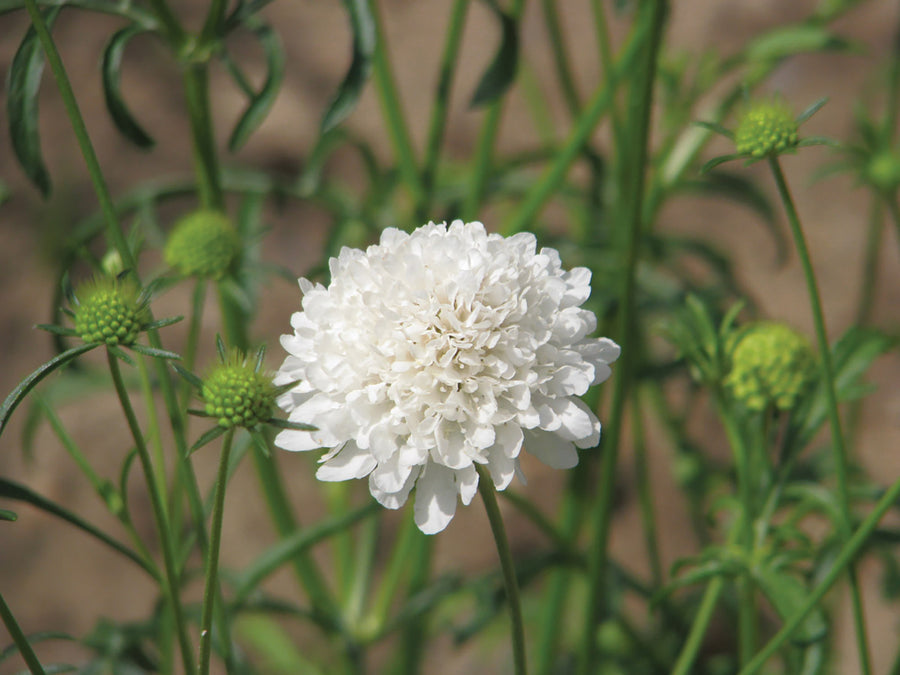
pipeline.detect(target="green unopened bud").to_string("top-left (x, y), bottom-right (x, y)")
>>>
top-left (101, 249), bottom-right (125, 276)
top-left (73, 276), bottom-right (148, 346)
top-left (202, 352), bottom-right (276, 429)
top-left (165, 209), bottom-right (240, 280)
top-left (734, 100), bottom-right (799, 158)
top-left (726, 322), bottom-right (816, 411)
top-left (865, 151), bottom-right (900, 194)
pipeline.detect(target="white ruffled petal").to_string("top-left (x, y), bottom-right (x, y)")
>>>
top-left (456, 464), bottom-right (479, 506)
top-left (316, 443), bottom-right (377, 481)
top-left (414, 462), bottom-right (458, 534)
top-left (524, 429), bottom-right (580, 469)
top-left (369, 466), bottom-right (419, 509)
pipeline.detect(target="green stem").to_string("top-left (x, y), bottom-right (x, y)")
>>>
top-left (180, 279), bottom-right (208, 408)
top-left (198, 428), bottom-right (234, 675)
top-left (136, 355), bottom-right (168, 496)
top-left (397, 523), bottom-right (432, 675)
top-left (476, 465), bottom-right (526, 675)
top-left (577, 4), bottom-right (667, 673)
top-left (183, 64), bottom-right (224, 210)
top-left (540, 0), bottom-right (581, 116)
top-left (417, 0), bottom-right (469, 220)
top-left (500, 22), bottom-right (645, 236)
top-left (856, 197), bottom-right (883, 325)
top-left (767, 156), bottom-right (872, 675)
top-left (106, 350), bottom-right (196, 675)
top-left (199, 0), bottom-right (228, 45)
top-left (883, 191), bottom-right (900, 264)
top-left (632, 387), bottom-right (662, 587)
top-left (0, 591), bottom-right (47, 675)
top-left (462, 0), bottom-right (526, 221)
top-left (22, 0), bottom-right (133, 271)
top-left (670, 578), bottom-right (725, 675)
top-left (737, 474), bottom-right (900, 675)
top-left (368, 508), bottom-right (417, 631)
top-left (369, 0), bottom-right (424, 207)
top-left (145, 0), bottom-right (185, 45)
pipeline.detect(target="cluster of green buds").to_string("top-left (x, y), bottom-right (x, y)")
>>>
top-left (164, 209), bottom-right (240, 280)
top-left (726, 322), bottom-right (817, 412)
top-left (72, 276), bottom-right (150, 346)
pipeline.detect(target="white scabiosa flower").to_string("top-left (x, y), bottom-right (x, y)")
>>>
top-left (275, 221), bottom-right (619, 534)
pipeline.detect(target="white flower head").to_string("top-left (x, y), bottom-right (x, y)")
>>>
top-left (275, 221), bottom-right (620, 534)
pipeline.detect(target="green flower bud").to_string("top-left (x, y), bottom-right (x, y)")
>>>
top-left (734, 100), bottom-right (799, 158)
top-left (202, 352), bottom-right (276, 429)
top-left (865, 151), bottom-right (900, 194)
top-left (164, 209), bottom-right (240, 280)
top-left (73, 276), bottom-right (148, 346)
top-left (726, 322), bottom-right (816, 412)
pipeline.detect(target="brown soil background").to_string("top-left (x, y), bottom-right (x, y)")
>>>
top-left (1, 1), bottom-right (900, 673)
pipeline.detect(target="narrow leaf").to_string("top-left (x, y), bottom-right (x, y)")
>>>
top-left (0, 477), bottom-right (154, 577)
top-left (700, 153), bottom-right (742, 174)
top-left (6, 6), bottom-right (61, 196)
top-left (101, 25), bottom-right (155, 148)
top-left (228, 20), bottom-right (285, 150)
top-left (0, 509), bottom-right (16, 521)
top-left (470, 2), bottom-right (518, 107)
top-left (693, 120), bottom-right (734, 139)
top-left (215, 334), bottom-right (227, 361)
top-left (108, 345), bottom-right (135, 366)
top-left (34, 324), bottom-right (77, 337)
top-left (795, 96), bottom-right (828, 125)
top-left (743, 25), bottom-right (858, 64)
top-left (235, 502), bottom-right (379, 601)
top-left (0, 343), bottom-right (96, 438)
top-left (265, 418), bottom-right (316, 432)
top-left (144, 315), bottom-right (183, 330)
top-left (320, 0), bottom-right (375, 133)
top-left (128, 343), bottom-right (181, 360)
top-left (172, 363), bottom-right (204, 390)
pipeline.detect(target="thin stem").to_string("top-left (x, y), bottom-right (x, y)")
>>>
top-left (767, 156), bottom-right (872, 675)
top-left (540, 0), bottom-right (581, 116)
top-left (145, 0), bottom-right (185, 45)
top-left (417, 0), bottom-right (469, 219)
top-left (198, 428), bottom-right (234, 675)
top-left (0, 591), bottom-right (47, 675)
top-left (461, 0), bottom-right (526, 222)
top-left (200, 0), bottom-right (228, 45)
top-left (632, 387), bottom-right (662, 587)
top-left (500, 22), bottom-right (645, 236)
top-left (883, 191), bottom-right (900, 263)
top-left (577, 4), bottom-right (667, 673)
top-left (22, 0), bottom-right (133, 271)
top-left (106, 350), bottom-right (196, 675)
top-left (183, 64), bottom-right (224, 210)
top-left (738, 474), bottom-right (900, 675)
top-left (475, 465), bottom-right (526, 675)
top-left (670, 578), bottom-right (724, 675)
top-left (369, 0), bottom-right (424, 207)
top-left (368, 509), bottom-right (417, 631)
top-left (136, 355), bottom-right (167, 495)
top-left (180, 279), bottom-right (208, 408)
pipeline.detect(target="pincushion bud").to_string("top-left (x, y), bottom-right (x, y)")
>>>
top-left (734, 100), bottom-right (799, 158)
top-left (165, 209), bottom-right (240, 280)
top-left (726, 322), bottom-right (816, 411)
top-left (73, 276), bottom-right (148, 346)
top-left (202, 353), bottom-right (276, 429)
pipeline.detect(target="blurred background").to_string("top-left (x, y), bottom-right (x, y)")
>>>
top-left (1, 1), bottom-right (900, 672)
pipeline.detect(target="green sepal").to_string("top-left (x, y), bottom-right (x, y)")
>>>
top-left (187, 408), bottom-right (215, 418)
top-left (273, 379), bottom-right (302, 396)
top-left (265, 417), bottom-right (317, 432)
top-left (795, 96), bottom-right (828, 125)
top-left (107, 345), bottom-right (135, 366)
top-left (0, 343), bottom-right (96, 437)
top-left (144, 315), bottom-right (184, 330)
top-left (7, 6), bottom-right (61, 196)
top-left (320, 0), bottom-right (375, 133)
top-left (172, 363), bottom-right (204, 390)
top-left (215, 333), bottom-right (227, 361)
top-left (700, 153), bottom-right (742, 174)
top-left (102, 25), bottom-right (155, 148)
top-left (189, 425), bottom-right (227, 456)
top-left (129, 343), bottom-right (181, 360)
top-left (694, 119), bottom-right (734, 139)
top-left (254, 343), bottom-right (266, 373)
top-left (34, 323), bottom-right (78, 337)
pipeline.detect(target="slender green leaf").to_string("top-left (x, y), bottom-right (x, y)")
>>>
top-left (107, 345), bottom-right (135, 366)
top-left (796, 96), bottom-right (828, 125)
top-left (101, 25), bottom-right (154, 148)
top-left (265, 418), bottom-right (316, 432)
top-left (34, 324), bottom-right (77, 337)
top-left (0, 509), bottom-right (16, 521)
top-left (700, 153), bottom-right (742, 174)
top-left (320, 0), bottom-right (375, 132)
top-left (693, 120), bottom-right (733, 139)
top-left (215, 333), bottom-right (227, 361)
top-left (172, 363), bottom-right (204, 390)
top-left (743, 25), bottom-right (858, 64)
top-left (0, 633), bottom-right (74, 664)
top-left (128, 343), bottom-right (181, 360)
top-left (228, 21), bottom-right (285, 150)
top-left (234, 502), bottom-right (379, 601)
top-left (144, 315), bottom-right (183, 330)
top-left (189, 425), bottom-right (227, 455)
top-left (6, 6), bottom-right (61, 196)
top-left (470, 1), bottom-right (518, 107)
top-left (0, 477), bottom-right (154, 577)
top-left (0, 344), bottom-right (96, 438)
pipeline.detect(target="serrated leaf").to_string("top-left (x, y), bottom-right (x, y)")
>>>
top-left (0, 343), bottom-right (96, 438)
top-left (320, 0), bottom-right (375, 133)
top-left (6, 6), bottom-right (61, 196)
top-left (228, 21), bottom-right (285, 150)
top-left (0, 477), bottom-right (154, 577)
top-left (754, 566), bottom-right (828, 645)
top-left (470, 1), bottom-right (518, 107)
top-left (102, 25), bottom-right (154, 148)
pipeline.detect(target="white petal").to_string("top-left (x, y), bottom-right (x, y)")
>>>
top-left (494, 423), bottom-right (524, 459)
top-left (545, 397), bottom-right (599, 447)
top-left (369, 467), bottom-right (419, 509)
top-left (371, 452), bottom-right (414, 493)
top-left (274, 428), bottom-right (327, 452)
top-left (456, 464), bottom-right (479, 506)
top-left (316, 443), bottom-right (377, 481)
top-left (486, 447), bottom-right (517, 490)
top-left (414, 463), bottom-right (458, 534)
top-left (524, 429), bottom-right (579, 469)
